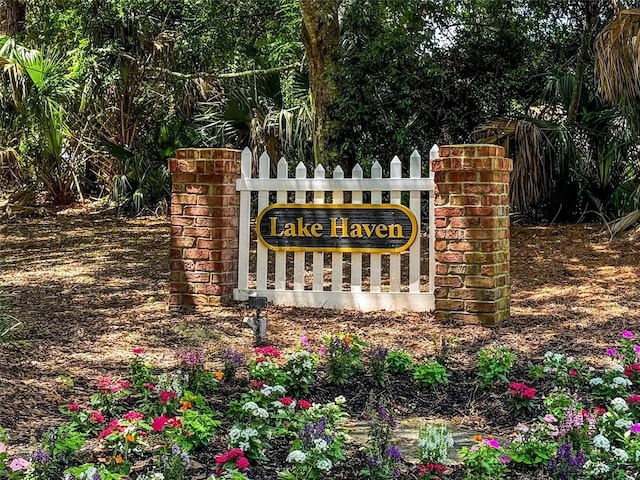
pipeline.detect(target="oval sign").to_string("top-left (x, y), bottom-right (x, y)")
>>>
top-left (256, 204), bottom-right (417, 253)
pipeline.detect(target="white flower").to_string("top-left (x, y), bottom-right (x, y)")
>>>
top-left (611, 397), bottom-right (629, 412)
top-left (610, 364), bottom-right (625, 373)
top-left (242, 401), bottom-right (259, 412)
top-left (611, 447), bottom-right (629, 462)
top-left (272, 385), bottom-right (286, 395)
top-left (566, 356), bottom-right (575, 363)
top-left (313, 439), bottom-right (328, 451)
top-left (615, 419), bottom-right (632, 430)
top-left (253, 407), bottom-right (269, 419)
top-left (286, 450), bottom-right (307, 464)
top-left (590, 377), bottom-right (604, 386)
top-left (585, 460), bottom-right (610, 475)
top-left (612, 376), bottom-right (632, 387)
top-left (334, 395), bottom-right (346, 405)
top-left (316, 458), bottom-right (332, 471)
top-left (592, 434), bottom-right (611, 451)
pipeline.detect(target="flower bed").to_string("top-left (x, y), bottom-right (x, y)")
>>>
top-left (2, 331), bottom-right (640, 479)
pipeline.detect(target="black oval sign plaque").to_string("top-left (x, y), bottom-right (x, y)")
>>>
top-left (256, 204), bottom-right (417, 252)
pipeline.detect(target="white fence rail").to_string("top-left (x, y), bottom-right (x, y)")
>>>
top-left (234, 146), bottom-right (437, 311)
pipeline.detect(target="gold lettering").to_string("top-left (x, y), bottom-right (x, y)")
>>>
top-left (282, 222), bottom-right (296, 237)
top-left (330, 217), bottom-right (349, 237)
top-left (296, 217), bottom-right (311, 237)
top-left (310, 223), bottom-right (323, 237)
top-left (269, 217), bottom-right (283, 236)
top-left (350, 223), bottom-right (363, 238)
top-left (375, 224), bottom-right (388, 238)
top-left (363, 224), bottom-right (375, 237)
top-left (388, 224), bottom-right (403, 238)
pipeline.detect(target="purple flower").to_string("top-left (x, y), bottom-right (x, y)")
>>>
top-left (499, 456), bottom-right (510, 464)
top-left (319, 347), bottom-right (327, 355)
top-left (177, 349), bottom-right (206, 369)
top-left (385, 446), bottom-right (403, 462)
top-left (483, 438), bottom-right (501, 449)
top-left (630, 423), bottom-right (640, 434)
top-left (622, 330), bottom-right (634, 339)
top-left (31, 449), bottom-right (51, 464)
top-left (300, 336), bottom-right (309, 346)
top-left (222, 348), bottom-right (243, 368)
top-left (606, 347), bottom-right (618, 357)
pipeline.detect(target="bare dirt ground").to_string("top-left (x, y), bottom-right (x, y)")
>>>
top-left (1, 214), bottom-right (640, 445)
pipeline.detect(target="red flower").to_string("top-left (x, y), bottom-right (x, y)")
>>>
top-left (508, 382), bottom-right (536, 400)
top-left (159, 391), bottom-right (176, 404)
top-left (97, 426), bottom-right (113, 440)
top-left (624, 363), bottom-right (640, 378)
top-left (236, 456), bottom-right (250, 470)
top-left (167, 417), bottom-right (182, 428)
top-left (627, 394), bottom-right (640, 404)
top-left (133, 347), bottom-right (145, 355)
top-left (280, 397), bottom-right (294, 406)
top-left (298, 399), bottom-right (312, 409)
top-left (151, 415), bottom-right (169, 432)
top-left (215, 448), bottom-right (245, 465)
top-left (144, 383), bottom-right (156, 390)
top-left (123, 411), bottom-right (144, 421)
top-left (89, 411), bottom-right (105, 423)
top-left (68, 403), bottom-right (81, 412)
top-left (254, 346), bottom-right (280, 358)
top-left (569, 369), bottom-right (577, 376)
top-left (250, 381), bottom-right (265, 389)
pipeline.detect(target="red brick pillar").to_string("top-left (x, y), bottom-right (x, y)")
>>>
top-left (431, 145), bottom-right (512, 325)
top-left (168, 148), bottom-right (241, 307)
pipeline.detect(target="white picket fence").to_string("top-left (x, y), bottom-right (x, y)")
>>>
top-left (233, 146), bottom-right (438, 312)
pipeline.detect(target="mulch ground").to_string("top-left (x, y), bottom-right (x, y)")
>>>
top-left (1, 213), bottom-right (640, 450)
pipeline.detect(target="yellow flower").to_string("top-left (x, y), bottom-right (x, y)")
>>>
top-left (214, 371), bottom-right (224, 380)
top-left (125, 434), bottom-right (135, 443)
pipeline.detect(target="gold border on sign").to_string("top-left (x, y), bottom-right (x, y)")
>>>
top-left (255, 203), bottom-right (418, 253)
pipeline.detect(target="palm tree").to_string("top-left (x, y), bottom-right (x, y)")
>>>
top-left (0, 36), bottom-right (77, 204)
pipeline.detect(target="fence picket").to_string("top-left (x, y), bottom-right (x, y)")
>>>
top-left (350, 164), bottom-right (363, 293)
top-left (313, 165), bottom-right (325, 291)
top-left (275, 157), bottom-right (288, 291)
top-left (389, 156), bottom-right (402, 292)
top-left (294, 162), bottom-right (307, 291)
top-left (237, 148), bottom-right (252, 290)
top-left (370, 161), bottom-right (383, 293)
top-left (331, 166), bottom-right (344, 292)
top-left (409, 150), bottom-right (421, 293)
top-left (256, 152), bottom-right (270, 290)
top-left (429, 144), bottom-right (438, 294)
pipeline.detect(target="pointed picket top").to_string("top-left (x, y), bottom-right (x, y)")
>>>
top-left (259, 152), bottom-right (270, 178)
top-left (296, 161), bottom-right (307, 179)
top-left (277, 157), bottom-right (288, 178)
top-left (314, 163), bottom-right (326, 178)
top-left (390, 155), bottom-right (402, 179)
top-left (371, 160), bottom-right (382, 179)
top-left (352, 163), bottom-right (363, 179)
top-left (429, 144), bottom-right (439, 176)
top-left (241, 147), bottom-right (252, 179)
top-left (333, 165), bottom-right (344, 179)
top-left (410, 150), bottom-right (421, 178)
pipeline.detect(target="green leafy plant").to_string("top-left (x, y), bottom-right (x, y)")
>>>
top-left (282, 349), bottom-right (319, 396)
top-left (385, 350), bottom-right (413, 375)
top-left (508, 424), bottom-right (557, 468)
top-left (477, 345), bottom-right (516, 387)
top-left (413, 360), bottom-right (449, 388)
top-left (324, 333), bottom-right (366, 385)
top-left (459, 436), bottom-right (509, 480)
top-left (359, 402), bottom-right (403, 480)
top-left (368, 347), bottom-right (390, 388)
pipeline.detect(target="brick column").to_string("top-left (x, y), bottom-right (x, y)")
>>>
top-left (431, 145), bottom-right (512, 326)
top-left (168, 148), bottom-right (241, 307)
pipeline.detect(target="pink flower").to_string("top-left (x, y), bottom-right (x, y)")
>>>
top-left (8, 457), bottom-right (30, 471)
top-left (569, 370), bottom-right (577, 376)
top-left (133, 347), bottom-right (145, 355)
top-left (250, 381), bottom-right (265, 389)
top-left (68, 403), bottom-right (81, 412)
top-left (319, 347), bottom-right (327, 355)
top-left (144, 383), bottom-right (156, 390)
top-left (159, 391), bottom-right (176, 404)
top-left (622, 330), bottom-right (634, 339)
top-left (89, 411), bottom-right (105, 423)
top-left (280, 397), bottom-right (294, 406)
top-left (123, 411), bottom-right (144, 421)
top-left (627, 394), bottom-right (640, 404)
top-left (236, 456), bottom-right (250, 470)
top-left (300, 336), bottom-right (309, 346)
top-left (167, 417), bottom-right (182, 428)
top-left (483, 438), bottom-right (501, 449)
top-left (499, 456), bottom-right (510, 463)
top-left (630, 423), bottom-right (640, 434)
top-left (298, 399), bottom-right (312, 409)
top-left (151, 415), bottom-right (169, 432)
top-left (606, 347), bottom-right (618, 357)
top-left (216, 448), bottom-right (245, 465)
top-left (509, 382), bottom-right (536, 400)
top-left (0, 442), bottom-right (6, 454)
top-left (543, 414), bottom-right (557, 423)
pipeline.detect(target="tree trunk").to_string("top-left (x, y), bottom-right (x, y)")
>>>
top-left (567, 1), bottom-right (597, 125)
top-left (0, 0), bottom-right (25, 35)
top-left (299, 0), bottom-right (341, 166)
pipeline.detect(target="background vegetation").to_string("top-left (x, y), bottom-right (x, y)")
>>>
top-left (1, 0), bottom-right (640, 222)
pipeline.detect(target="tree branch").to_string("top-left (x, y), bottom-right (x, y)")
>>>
top-left (146, 63), bottom-right (303, 81)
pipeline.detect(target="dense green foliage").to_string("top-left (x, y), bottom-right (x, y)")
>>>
top-left (1, 0), bottom-right (640, 219)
